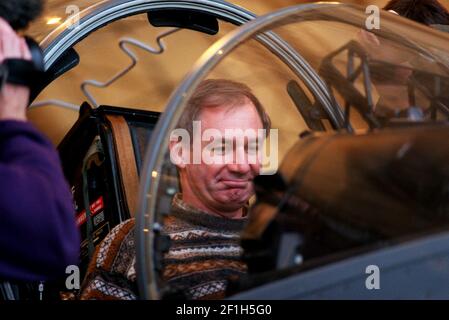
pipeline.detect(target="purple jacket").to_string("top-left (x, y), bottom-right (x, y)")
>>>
top-left (0, 120), bottom-right (80, 281)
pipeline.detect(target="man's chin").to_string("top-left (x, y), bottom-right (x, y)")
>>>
top-left (216, 189), bottom-right (252, 205)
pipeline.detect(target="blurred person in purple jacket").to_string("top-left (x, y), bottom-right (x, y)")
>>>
top-left (0, 0), bottom-right (80, 282)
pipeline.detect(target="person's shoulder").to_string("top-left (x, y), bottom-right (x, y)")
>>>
top-left (91, 218), bottom-right (136, 275)
top-left (80, 219), bottom-right (138, 300)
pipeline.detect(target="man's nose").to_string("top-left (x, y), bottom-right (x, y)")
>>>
top-left (227, 162), bottom-right (251, 175)
top-left (227, 146), bottom-right (253, 174)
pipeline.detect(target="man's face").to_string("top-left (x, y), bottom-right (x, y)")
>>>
top-left (179, 98), bottom-right (264, 219)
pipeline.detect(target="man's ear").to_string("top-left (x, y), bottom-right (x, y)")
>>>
top-left (169, 128), bottom-right (191, 169)
top-left (169, 139), bottom-right (187, 169)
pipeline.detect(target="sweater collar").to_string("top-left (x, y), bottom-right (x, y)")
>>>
top-left (171, 193), bottom-right (247, 232)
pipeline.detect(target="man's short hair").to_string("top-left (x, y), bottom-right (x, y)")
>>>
top-left (383, 0), bottom-right (449, 26)
top-left (177, 79), bottom-right (271, 136)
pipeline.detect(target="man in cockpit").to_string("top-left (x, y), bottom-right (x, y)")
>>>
top-left (80, 79), bottom-right (271, 300)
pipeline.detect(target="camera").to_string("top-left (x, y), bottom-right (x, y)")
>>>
top-left (0, 0), bottom-right (44, 91)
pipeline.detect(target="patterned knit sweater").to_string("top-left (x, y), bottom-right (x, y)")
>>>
top-left (79, 194), bottom-right (247, 300)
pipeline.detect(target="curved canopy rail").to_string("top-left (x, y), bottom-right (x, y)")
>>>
top-left (33, 0), bottom-right (337, 129)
